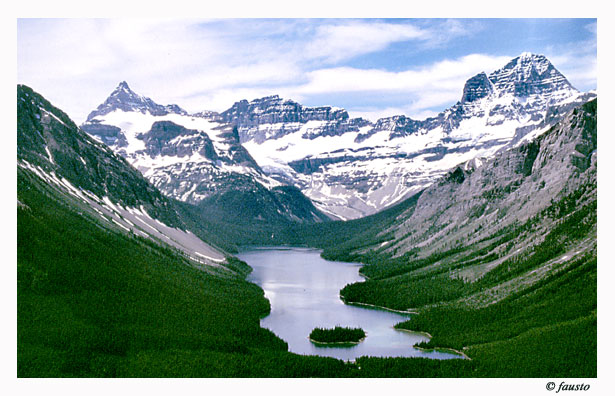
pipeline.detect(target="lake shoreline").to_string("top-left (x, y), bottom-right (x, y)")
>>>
top-left (395, 328), bottom-right (471, 360)
top-left (240, 247), bottom-right (465, 361)
top-left (308, 336), bottom-right (366, 346)
top-left (342, 299), bottom-right (419, 315)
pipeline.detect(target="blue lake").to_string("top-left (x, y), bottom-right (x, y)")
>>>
top-left (238, 247), bottom-right (463, 361)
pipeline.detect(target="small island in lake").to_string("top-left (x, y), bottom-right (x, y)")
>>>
top-left (309, 326), bottom-right (366, 345)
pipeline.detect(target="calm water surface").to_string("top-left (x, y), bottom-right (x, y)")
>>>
top-left (239, 247), bottom-right (463, 361)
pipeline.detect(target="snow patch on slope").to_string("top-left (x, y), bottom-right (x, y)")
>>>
top-left (19, 159), bottom-right (226, 265)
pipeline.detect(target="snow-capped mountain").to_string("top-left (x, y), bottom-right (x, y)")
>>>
top-left (87, 80), bottom-right (189, 119)
top-left (219, 95), bottom-right (371, 143)
top-left (81, 82), bottom-right (330, 224)
top-left (81, 53), bottom-right (595, 220)
top-left (229, 53), bottom-right (595, 219)
top-left (82, 82), bottom-right (283, 204)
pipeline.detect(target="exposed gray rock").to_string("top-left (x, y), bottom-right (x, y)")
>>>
top-left (85, 81), bottom-right (188, 121)
top-left (385, 99), bottom-right (597, 262)
top-left (222, 53), bottom-right (591, 219)
top-left (80, 54), bottom-right (595, 220)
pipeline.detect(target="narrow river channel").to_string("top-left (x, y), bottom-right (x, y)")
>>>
top-left (238, 247), bottom-right (463, 361)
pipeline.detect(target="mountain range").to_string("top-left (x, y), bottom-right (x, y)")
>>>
top-left (81, 53), bottom-right (595, 219)
top-left (17, 52), bottom-right (597, 377)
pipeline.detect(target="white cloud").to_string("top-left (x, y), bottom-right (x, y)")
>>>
top-left (20, 19), bottom-right (480, 121)
top-left (179, 88), bottom-right (282, 114)
top-left (17, 18), bottom-right (596, 125)
top-left (304, 21), bottom-right (427, 63)
top-left (302, 19), bottom-right (479, 65)
top-left (291, 54), bottom-right (511, 118)
top-left (18, 19), bottom-right (289, 120)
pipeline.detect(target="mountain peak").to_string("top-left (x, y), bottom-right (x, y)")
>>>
top-left (257, 94), bottom-right (282, 102)
top-left (85, 81), bottom-right (187, 121)
top-left (509, 53), bottom-right (552, 73)
top-left (108, 80), bottom-right (143, 102)
top-left (518, 51), bottom-right (543, 60)
top-left (488, 53), bottom-right (577, 97)
top-left (113, 81), bottom-right (138, 96)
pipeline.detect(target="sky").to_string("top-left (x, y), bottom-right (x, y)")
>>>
top-left (17, 17), bottom-right (597, 124)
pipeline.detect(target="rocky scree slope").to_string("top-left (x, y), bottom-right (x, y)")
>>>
top-left (336, 98), bottom-right (596, 311)
top-left (322, 100), bottom-right (597, 379)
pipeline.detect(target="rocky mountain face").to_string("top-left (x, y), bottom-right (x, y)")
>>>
top-left (489, 52), bottom-right (575, 98)
top-left (231, 53), bottom-right (594, 219)
top-left (81, 82), bottom-right (267, 201)
top-left (338, 98), bottom-right (596, 309)
top-left (81, 82), bottom-right (330, 224)
top-left (314, 99), bottom-right (597, 378)
top-left (219, 95), bottom-right (371, 143)
top-left (19, 85), bottom-right (174, 220)
top-left (388, 99), bottom-right (596, 262)
top-left (80, 53), bottom-right (595, 221)
top-left (18, 84), bottom-right (228, 267)
top-left (86, 80), bottom-right (189, 119)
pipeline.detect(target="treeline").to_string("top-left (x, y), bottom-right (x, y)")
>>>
top-left (17, 168), bottom-right (477, 377)
top-left (339, 183), bottom-right (596, 310)
top-left (333, 182), bottom-right (596, 377)
top-left (398, 254), bottom-right (596, 377)
top-left (291, 191), bottom-right (423, 261)
top-left (18, 169), bottom-right (351, 377)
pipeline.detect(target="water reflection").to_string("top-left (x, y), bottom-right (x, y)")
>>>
top-left (239, 247), bottom-right (463, 361)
